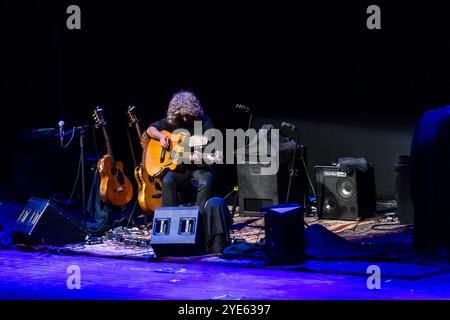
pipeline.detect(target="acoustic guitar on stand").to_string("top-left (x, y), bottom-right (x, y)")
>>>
top-left (127, 106), bottom-right (162, 213)
top-left (93, 107), bottom-right (133, 207)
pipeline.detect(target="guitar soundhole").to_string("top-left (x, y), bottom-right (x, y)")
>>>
top-left (116, 170), bottom-right (125, 185)
top-left (112, 169), bottom-right (126, 192)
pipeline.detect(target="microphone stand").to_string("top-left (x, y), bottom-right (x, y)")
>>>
top-left (79, 126), bottom-right (87, 226)
top-left (224, 106), bottom-right (253, 218)
top-left (60, 125), bottom-right (89, 227)
top-left (283, 126), bottom-right (316, 215)
top-left (246, 112), bottom-right (253, 146)
top-left (285, 130), bottom-right (299, 204)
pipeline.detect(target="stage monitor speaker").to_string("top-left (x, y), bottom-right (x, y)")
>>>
top-left (150, 206), bottom-right (206, 257)
top-left (315, 165), bottom-right (376, 220)
top-left (262, 204), bottom-right (305, 264)
top-left (237, 145), bottom-right (308, 216)
top-left (13, 197), bottom-right (88, 245)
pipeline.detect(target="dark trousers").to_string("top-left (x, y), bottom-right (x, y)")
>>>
top-left (202, 197), bottom-right (232, 253)
top-left (162, 168), bottom-right (213, 210)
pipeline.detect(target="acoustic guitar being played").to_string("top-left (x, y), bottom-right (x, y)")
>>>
top-left (93, 107), bottom-right (134, 207)
top-left (145, 130), bottom-right (222, 178)
top-left (127, 106), bottom-right (162, 213)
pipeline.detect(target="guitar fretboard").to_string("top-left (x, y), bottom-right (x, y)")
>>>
top-left (134, 120), bottom-right (147, 166)
top-left (102, 125), bottom-right (117, 170)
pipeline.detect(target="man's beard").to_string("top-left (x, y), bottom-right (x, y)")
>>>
top-left (176, 118), bottom-right (194, 127)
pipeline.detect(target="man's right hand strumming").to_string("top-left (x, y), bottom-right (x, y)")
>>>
top-left (159, 134), bottom-right (170, 149)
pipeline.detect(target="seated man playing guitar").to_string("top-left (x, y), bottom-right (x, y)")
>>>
top-left (141, 91), bottom-right (215, 210)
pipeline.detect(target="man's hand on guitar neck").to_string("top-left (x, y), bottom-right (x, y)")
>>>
top-left (140, 132), bottom-right (150, 149)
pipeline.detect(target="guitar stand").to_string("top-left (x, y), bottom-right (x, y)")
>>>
top-left (111, 205), bottom-right (136, 229)
top-left (123, 205), bottom-right (136, 228)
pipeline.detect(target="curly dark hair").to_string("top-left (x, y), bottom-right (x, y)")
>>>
top-left (167, 91), bottom-right (204, 124)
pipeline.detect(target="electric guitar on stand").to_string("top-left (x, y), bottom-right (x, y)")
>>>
top-left (127, 106), bottom-right (162, 213)
top-left (93, 107), bottom-right (134, 207)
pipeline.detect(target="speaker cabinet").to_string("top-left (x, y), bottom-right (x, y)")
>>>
top-left (315, 165), bottom-right (376, 220)
top-left (150, 206), bottom-right (206, 257)
top-left (262, 204), bottom-right (305, 264)
top-left (237, 163), bottom-right (279, 216)
top-left (13, 197), bottom-right (88, 245)
top-left (237, 146), bottom-right (308, 216)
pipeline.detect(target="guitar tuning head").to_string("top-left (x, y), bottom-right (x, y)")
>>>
top-left (127, 106), bottom-right (139, 125)
top-left (93, 106), bottom-right (107, 127)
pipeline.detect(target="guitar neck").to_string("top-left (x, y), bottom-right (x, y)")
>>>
top-left (133, 121), bottom-right (147, 166)
top-left (102, 126), bottom-right (117, 169)
top-left (134, 121), bottom-right (143, 139)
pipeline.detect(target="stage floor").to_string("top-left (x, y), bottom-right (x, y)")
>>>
top-left (1, 201), bottom-right (450, 300)
top-left (1, 249), bottom-right (450, 300)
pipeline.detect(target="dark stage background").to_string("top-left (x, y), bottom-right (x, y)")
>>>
top-left (3, 1), bottom-right (450, 203)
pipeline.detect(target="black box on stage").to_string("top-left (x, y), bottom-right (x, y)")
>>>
top-left (150, 206), bottom-right (206, 257)
top-left (237, 162), bottom-right (280, 216)
top-left (13, 197), bottom-right (88, 245)
top-left (315, 165), bottom-right (376, 220)
top-left (262, 204), bottom-right (305, 265)
top-left (237, 145), bottom-right (308, 216)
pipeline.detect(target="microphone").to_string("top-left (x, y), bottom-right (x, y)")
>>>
top-left (235, 104), bottom-right (250, 113)
top-left (31, 128), bottom-right (56, 135)
top-left (58, 120), bottom-right (65, 146)
top-left (281, 121), bottom-right (296, 131)
top-left (76, 124), bottom-right (90, 130)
